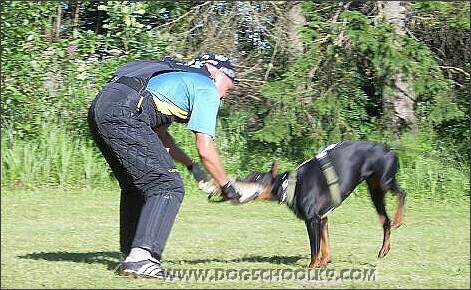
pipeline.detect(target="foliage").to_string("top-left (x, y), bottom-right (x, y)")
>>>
top-left (395, 130), bottom-right (470, 199)
top-left (1, 122), bottom-right (114, 190)
top-left (246, 2), bottom-right (468, 162)
top-left (1, 2), bottom-right (469, 287)
top-left (248, 8), bottom-right (388, 156)
top-left (1, 1), bottom-right (185, 142)
top-left (1, 2), bottom-right (58, 138)
top-left (3, 115), bottom-right (468, 202)
top-left (341, 11), bottom-right (462, 124)
top-left (0, 1), bottom-right (469, 194)
top-left (406, 1), bottom-right (470, 161)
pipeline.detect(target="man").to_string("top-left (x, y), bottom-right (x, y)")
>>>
top-left (87, 53), bottom-right (258, 279)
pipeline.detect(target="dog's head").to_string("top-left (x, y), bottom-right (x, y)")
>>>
top-left (207, 161), bottom-right (283, 203)
top-left (240, 161), bottom-right (280, 201)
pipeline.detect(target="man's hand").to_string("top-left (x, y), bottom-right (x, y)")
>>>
top-left (187, 162), bottom-right (209, 182)
top-left (221, 181), bottom-right (241, 200)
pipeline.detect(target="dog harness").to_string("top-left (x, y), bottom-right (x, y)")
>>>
top-left (315, 144), bottom-right (342, 207)
top-left (280, 171), bottom-right (297, 208)
top-left (279, 144), bottom-right (342, 213)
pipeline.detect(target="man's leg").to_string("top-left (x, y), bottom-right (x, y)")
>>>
top-left (89, 89), bottom-right (184, 278)
top-left (131, 185), bottom-right (184, 260)
top-left (88, 94), bottom-right (142, 258)
top-left (119, 187), bottom-right (144, 258)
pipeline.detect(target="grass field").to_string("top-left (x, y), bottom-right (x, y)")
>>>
top-left (1, 185), bottom-right (469, 289)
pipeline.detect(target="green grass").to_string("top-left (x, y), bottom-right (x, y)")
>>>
top-left (1, 185), bottom-right (469, 289)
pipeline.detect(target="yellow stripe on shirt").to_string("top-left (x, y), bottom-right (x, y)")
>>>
top-left (152, 96), bottom-right (188, 119)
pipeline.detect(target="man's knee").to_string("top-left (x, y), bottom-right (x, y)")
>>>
top-left (145, 175), bottom-right (185, 201)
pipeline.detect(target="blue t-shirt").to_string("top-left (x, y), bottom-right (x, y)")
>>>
top-left (146, 71), bottom-right (221, 138)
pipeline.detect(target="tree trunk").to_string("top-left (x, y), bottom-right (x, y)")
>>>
top-left (72, 1), bottom-right (81, 32)
top-left (285, 2), bottom-right (306, 59)
top-left (55, 3), bottom-right (62, 40)
top-left (380, 1), bottom-right (418, 136)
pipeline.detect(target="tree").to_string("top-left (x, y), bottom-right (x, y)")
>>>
top-left (380, 1), bottom-right (418, 136)
top-left (240, 1), bottom-right (466, 161)
top-left (1, 0), bottom-right (468, 161)
top-left (405, 1), bottom-right (470, 160)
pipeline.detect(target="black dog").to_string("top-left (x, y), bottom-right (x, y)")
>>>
top-left (240, 141), bottom-right (406, 268)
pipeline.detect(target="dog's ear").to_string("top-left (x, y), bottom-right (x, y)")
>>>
top-left (270, 160), bottom-right (278, 178)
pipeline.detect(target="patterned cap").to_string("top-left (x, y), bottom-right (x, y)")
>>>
top-left (186, 53), bottom-right (236, 82)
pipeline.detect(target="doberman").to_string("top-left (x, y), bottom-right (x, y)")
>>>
top-left (239, 141), bottom-right (406, 268)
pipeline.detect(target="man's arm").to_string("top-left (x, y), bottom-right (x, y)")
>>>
top-left (154, 125), bottom-right (234, 196)
top-left (154, 125), bottom-right (193, 167)
top-left (194, 132), bottom-right (231, 187)
top-left (154, 125), bottom-right (214, 187)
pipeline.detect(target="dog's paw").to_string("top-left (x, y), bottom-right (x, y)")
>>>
top-left (391, 221), bottom-right (403, 229)
top-left (378, 246), bottom-right (390, 258)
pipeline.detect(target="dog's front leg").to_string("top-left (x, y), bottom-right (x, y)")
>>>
top-left (319, 217), bottom-right (331, 265)
top-left (306, 218), bottom-right (323, 268)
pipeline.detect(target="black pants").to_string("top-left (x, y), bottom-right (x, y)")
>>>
top-left (87, 83), bottom-right (184, 259)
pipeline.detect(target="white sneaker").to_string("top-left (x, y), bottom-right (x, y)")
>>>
top-left (122, 259), bottom-right (180, 280)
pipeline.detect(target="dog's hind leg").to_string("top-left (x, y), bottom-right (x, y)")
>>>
top-left (367, 174), bottom-right (391, 259)
top-left (319, 217), bottom-right (331, 266)
top-left (391, 184), bottom-right (406, 229)
top-left (306, 218), bottom-right (323, 268)
top-left (381, 150), bottom-right (405, 229)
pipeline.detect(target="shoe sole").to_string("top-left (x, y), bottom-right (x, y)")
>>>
top-left (122, 269), bottom-right (180, 280)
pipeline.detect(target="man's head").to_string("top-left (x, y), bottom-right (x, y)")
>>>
top-left (191, 53), bottom-right (236, 81)
top-left (186, 53), bottom-right (236, 97)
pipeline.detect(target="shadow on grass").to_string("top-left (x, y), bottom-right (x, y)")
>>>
top-left (170, 255), bottom-right (304, 266)
top-left (19, 251), bottom-right (304, 270)
top-left (19, 251), bottom-right (120, 271)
